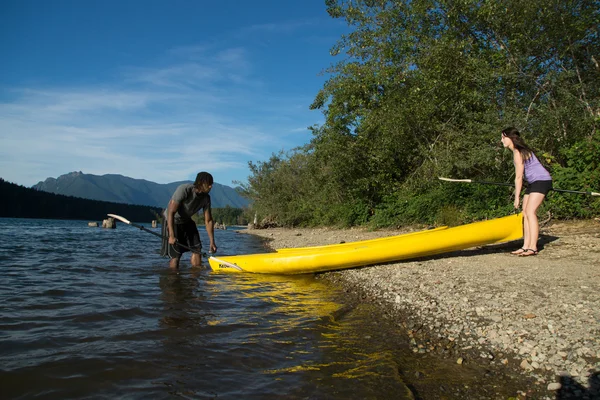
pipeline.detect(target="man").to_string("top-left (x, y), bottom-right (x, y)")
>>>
top-left (160, 171), bottom-right (218, 269)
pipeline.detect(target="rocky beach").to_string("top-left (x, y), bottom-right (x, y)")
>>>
top-left (240, 218), bottom-right (600, 399)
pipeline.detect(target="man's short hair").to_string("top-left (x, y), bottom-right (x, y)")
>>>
top-left (194, 172), bottom-right (214, 188)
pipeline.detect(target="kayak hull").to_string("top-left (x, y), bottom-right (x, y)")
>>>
top-left (208, 213), bottom-right (523, 274)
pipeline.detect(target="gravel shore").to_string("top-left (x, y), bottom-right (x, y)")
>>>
top-left (240, 218), bottom-right (600, 399)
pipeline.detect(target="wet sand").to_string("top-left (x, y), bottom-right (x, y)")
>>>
top-left (240, 218), bottom-right (600, 399)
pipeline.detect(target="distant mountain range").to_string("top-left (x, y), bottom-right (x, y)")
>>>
top-left (32, 171), bottom-right (250, 208)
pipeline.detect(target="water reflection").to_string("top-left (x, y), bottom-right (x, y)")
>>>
top-left (201, 273), bottom-right (412, 398)
top-left (158, 269), bottom-right (211, 330)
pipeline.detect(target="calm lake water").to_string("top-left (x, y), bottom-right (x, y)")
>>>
top-left (0, 217), bottom-right (420, 399)
top-left (0, 218), bottom-right (532, 399)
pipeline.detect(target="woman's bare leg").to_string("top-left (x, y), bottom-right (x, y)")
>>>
top-left (522, 192), bottom-right (546, 252)
top-left (512, 195), bottom-right (531, 254)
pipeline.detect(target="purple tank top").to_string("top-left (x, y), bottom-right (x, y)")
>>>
top-left (524, 153), bottom-right (552, 183)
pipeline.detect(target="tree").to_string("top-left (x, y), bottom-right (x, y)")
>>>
top-left (246, 0), bottom-right (600, 226)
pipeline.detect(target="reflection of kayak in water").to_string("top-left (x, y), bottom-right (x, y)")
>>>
top-left (208, 214), bottom-right (523, 274)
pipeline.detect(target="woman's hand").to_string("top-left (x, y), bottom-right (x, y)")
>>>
top-left (514, 197), bottom-right (520, 209)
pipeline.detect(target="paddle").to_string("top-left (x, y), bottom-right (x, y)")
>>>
top-left (106, 213), bottom-right (208, 256)
top-left (438, 177), bottom-right (600, 196)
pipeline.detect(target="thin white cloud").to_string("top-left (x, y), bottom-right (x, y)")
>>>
top-left (127, 63), bottom-right (220, 89)
top-left (124, 47), bottom-right (257, 90)
top-left (0, 73), bottom-right (293, 186)
top-left (289, 127), bottom-right (311, 133)
top-left (0, 17), bottom-right (334, 187)
top-left (242, 19), bottom-right (318, 35)
top-left (167, 44), bottom-right (213, 59)
top-left (214, 48), bottom-right (250, 67)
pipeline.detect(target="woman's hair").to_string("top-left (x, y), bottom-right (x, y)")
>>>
top-left (502, 127), bottom-right (533, 160)
top-left (194, 172), bottom-right (214, 188)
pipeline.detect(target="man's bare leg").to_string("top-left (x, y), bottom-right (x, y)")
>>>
top-left (190, 253), bottom-right (202, 268)
top-left (169, 257), bottom-right (181, 269)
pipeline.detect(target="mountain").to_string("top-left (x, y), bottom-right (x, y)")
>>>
top-left (32, 171), bottom-right (250, 208)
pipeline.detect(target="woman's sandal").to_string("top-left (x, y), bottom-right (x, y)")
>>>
top-left (519, 249), bottom-right (539, 257)
top-left (511, 248), bottom-right (526, 255)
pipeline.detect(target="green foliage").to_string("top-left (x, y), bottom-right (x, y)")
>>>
top-left (211, 206), bottom-right (249, 226)
top-left (243, 0), bottom-right (600, 227)
top-left (436, 205), bottom-right (465, 227)
top-left (193, 205), bottom-right (248, 226)
top-left (547, 130), bottom-right (600, 218)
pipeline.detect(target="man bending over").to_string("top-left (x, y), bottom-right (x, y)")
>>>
top-left (160, 171), bottom-right (217, 269)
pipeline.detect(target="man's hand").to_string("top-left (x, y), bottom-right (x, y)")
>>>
top-left (209, 243), bottom-right (217, 253)
top-left (169, 235), bottom-right (177, 245)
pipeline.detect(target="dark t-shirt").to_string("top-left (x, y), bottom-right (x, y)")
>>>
top-left (168, 183), bottom-right (211, 223)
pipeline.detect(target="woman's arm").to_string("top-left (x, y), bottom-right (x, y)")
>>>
top-left (513, 150), bottom-right (524, 209)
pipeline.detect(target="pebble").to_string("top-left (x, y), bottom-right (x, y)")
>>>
top-left (321, 252), bottom-right (600, 391)
top-left (547, 382), bottom-right (561, 390)
top-left (521, 360), bottom-right (533, 370)
top-left (248, 222), bottom-right (600, 395)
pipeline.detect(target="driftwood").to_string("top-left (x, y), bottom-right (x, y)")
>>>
top-left (539, 211), bottom-right (553, 228)
top-left (102, 217), bottom-right (116, 229)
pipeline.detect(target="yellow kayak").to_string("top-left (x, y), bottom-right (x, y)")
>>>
top-left (275, 225), bottom-right (449, 253)
top-left (208, 213), bottom-right (523, 274)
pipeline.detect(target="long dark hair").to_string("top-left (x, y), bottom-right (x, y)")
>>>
top-left (502, 127), bottom-right (533, 161)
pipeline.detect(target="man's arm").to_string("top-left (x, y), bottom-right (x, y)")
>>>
top-left (167, 199), bottom-right (179, 244)
top-left (204, 207), bottom-right (217, 253)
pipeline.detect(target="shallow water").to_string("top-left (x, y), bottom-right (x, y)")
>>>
top-left (0, 218), bottom-right (420, 399)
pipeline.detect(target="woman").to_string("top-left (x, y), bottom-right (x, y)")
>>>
top-left (501, 127), bottom-right (552, 256)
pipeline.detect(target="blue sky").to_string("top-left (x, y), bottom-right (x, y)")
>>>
top-left (0, 0), bottom-right (348, 187)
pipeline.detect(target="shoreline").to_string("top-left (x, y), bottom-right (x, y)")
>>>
top-left (239, 218), bottom-right (600, 399)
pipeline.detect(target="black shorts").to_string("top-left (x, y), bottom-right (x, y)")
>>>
top-left (525, 180), bottom-right (552, 196)
top-left (160, 219), bottom-right (202, 258)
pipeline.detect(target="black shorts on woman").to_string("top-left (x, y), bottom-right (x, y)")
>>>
top-left (525, 180), bottom-right (552, 196)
